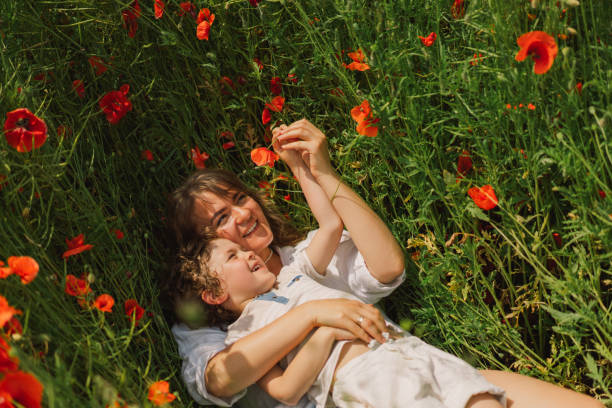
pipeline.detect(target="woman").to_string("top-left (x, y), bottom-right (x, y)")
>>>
top-left (163, 119), bottom-right (603, 408)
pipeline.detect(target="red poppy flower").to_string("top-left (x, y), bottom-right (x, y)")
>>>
top-left (527, 103), bottom-right (536, 110)
top-left (470, 53), bottom-right (483, 66)
top-left (0, 370), bottom-right (43, 408)
top-left (283, 194), bottom-right (290, 201)
top-left (72, 79), bottom-right (85, 98)
top-left (258, 181), bottom-right (272, 190)
top-left (343, 48), bottom-right (370, 71)
top-left (64, 274), bottom-right (91, 297)
top-left (191, 147), bottom-right (209, 169)
top-left (0, 296), bottom-right (21, 329)
top-left (575, 82), bottom-right (582, 94)
top-left (253, 58), bottom-right (264, 71)
top-left (418, 32), bottom-right (437, 47)
top-left (251, 147), bottom-right (279, 167)
top-left (222, 141), bottom-right (235, 150)
top-left (122, 0), bottom-right (141, 38)
top-left (62, 234), bottom-right (94, 259)
top-left (3, 317), bottom-right (22, 337)
top-left (468, 185), bottom-right (498, 210)
top-left (99, 85), bottom-right (132, 125)
top-left (6, 256), bottom-right (39, 285)
top-left (154, 0), bottom-right (165, 19)
top-left (0, 337), bottom-right (19, 373)
top-left (219, 130), bottom-right (234, 139)
top-left (220, 76), bottom-right (235, 94)
top-left (3, 108), bottom-right (48, 152)
top-left (0, 262), bottom-right (11, 278)
top-left (456, 150), bottom-right (472, 181)
top-left (148, 380), bottom-right (176, 406)
top-left (112, 229), bottom-right (125, 240)
top-left (515, 31), bottom-right (558, 74)
top-left (350, 100), bottom-right (379, 137)
top-left (266, 96), bottom-right (285, 112)
top-left (451, 0), bottom-right (465, 18)
top-left (599, 190), bottom-right (606, 199)
top-left (196, 8), bottom-right (215, 40)
top-left (287, 73), bottom-right (298, 84)
top-left (88, 56), bottom-right (108, 76)
top-left (178, 2), bottom-right (196, 17)
top-left (94, 294), bottom-right (115, 313)
top-left (141, 149), bottom-right (154, 161)
top-left (270, 77), bottom-right (282, 95)
top-left (124, 299), bottom-right (145, 322)
top-left (248, 0), bottom-right (260, 6)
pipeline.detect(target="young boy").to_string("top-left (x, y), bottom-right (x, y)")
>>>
top-left (185, 155), bottom-right (507, 408)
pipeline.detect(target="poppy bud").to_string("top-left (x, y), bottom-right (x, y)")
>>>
top-left (566, 27), bottom-right (577, 36)
top-left (564, 0), bottom-right (579, 6)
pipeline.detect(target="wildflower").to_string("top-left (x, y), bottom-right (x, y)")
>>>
top-left (148, 381), bottom-right (176, 406)
top-left (418, 32), bottom-right (437, 47)
top-left (196, 8), bottom-right (215, 41)
top-left (219, 130), bottom-right (234, 139)
top-left (88, 56), bottom-right (108, 76)
top-left (6, 256), bottom-right (39, 284)
top-left (124, 299), bottom-right (145, 323)
top-left (0, 371), bottom-right (44, 408)
top-left (236, 75), bottom-right (247, 86)
top-left (350, 100), bottom-right (379, 137)
top-left (0, 295), bottom-right (21, 328)
top-left (248, 0), bottom-right (260, 6)
top-left (178, 2), bottom-right (196, 17)
top-left (154, 0), bottom-right (165, 19)
top-left (222, 141), bottom-right (235, 150)
top-left (575, 82), bottom-right (582, 94)
top-left (552, 232), bottom-right (562, 248)
top-left (3, 317), bottom-right (22, 337)
top-left (65, 274), bottom-right (91, 297)
top-left (122, 0), bottom-right (141, 38)
top-left (220, 76), bottom-right (235, 94)
top-left (470, 53), bottom-right (483, 66)
top-left (72, 80), bottom-right (85, 98)
top-left (343, 48), bottom-right (370, 71)
top-left (527, 103), bottom-right (536, 110)
top-left (62, 234), bottom-right (94, 259)
top-left (99, 85), bottom-right (132, 125)
top-left (515, 31), bottom-right (558, 74)
top-left (599, 190), bottom-right (606, 199)
top-left (505, 104), bottom-right (511, 109)
top-left (112, 229), bottom-right (125, 240)
top-left (1, 337), bottom-right (19, 373)
top-left (468, 185), bottom-right (498, 210)
top-left (456, 150), bottom-right (472, 181)
top-left (266, 96), bottom-right (285, 112)
top-left (270, 77), bottom-right (282, 95)
top-left (93, 294), bottom-right (115, 313)
top-left (287, 73), bottom-right (298, 84)
top-left (191, 147), bottom-right (209, 169)
top-left (251, 147), bottom-right (279, 167)
top-left (253, 58), bottom-right (264, 71)
top-left (3, 108), bottom-right (48, 152)
top-left (141, 149), bottom-right (154, 161)
top-left (451, 0), bottom-right (465, 18)
top-left (283, 194), bottom-right (290, 201)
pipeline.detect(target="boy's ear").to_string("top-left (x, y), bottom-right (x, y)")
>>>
top-left (201, 289), bottom-right (228, 305)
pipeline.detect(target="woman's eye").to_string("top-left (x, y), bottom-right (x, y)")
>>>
top-left (216, 214), bottom-right (228, 227)
top-left (236, 194), bottom-right (247, 204)
top-left (227, 253), bottom-right (236, 260)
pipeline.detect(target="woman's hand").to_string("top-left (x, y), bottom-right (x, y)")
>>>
top-left (271, 124), bottom-right (304, 170)
top-left (301, 298), bottom-right (389, 344)
top-left (272, 119), bottom-right (335, 180)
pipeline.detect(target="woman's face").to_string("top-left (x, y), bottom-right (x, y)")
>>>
top-left (192, 190), bottom-right (274, 256)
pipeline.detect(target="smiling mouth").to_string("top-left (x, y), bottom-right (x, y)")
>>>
top-left (243, 220), bottom-right (258, 237)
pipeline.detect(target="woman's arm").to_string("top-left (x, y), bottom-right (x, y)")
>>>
top-left (206, 298), bottom-right (388, 397)
top-left (257, 327), bottom-right (350, 406)
top-left (273, 119), bottom-right (405, 284)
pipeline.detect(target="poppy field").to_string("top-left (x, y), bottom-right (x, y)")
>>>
top-left (1, 0), bottom-right (611, 406)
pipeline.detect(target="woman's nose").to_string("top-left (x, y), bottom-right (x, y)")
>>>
top-left (232, 205), bottom-right (250, 224)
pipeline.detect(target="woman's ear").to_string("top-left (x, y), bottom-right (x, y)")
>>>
top-left (201, 288), bottom-right (228, 305)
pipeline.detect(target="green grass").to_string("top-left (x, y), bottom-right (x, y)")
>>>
top-left (1, 0), bottom-right (610, 406)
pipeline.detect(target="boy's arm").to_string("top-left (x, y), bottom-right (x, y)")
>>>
top-left (256, 327), bottom-right (342, 406)
top-left (273, 132), bottom-right (343, 275)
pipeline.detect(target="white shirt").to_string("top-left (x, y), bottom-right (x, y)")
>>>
top-left (172, 229), bottom-right (405, 407)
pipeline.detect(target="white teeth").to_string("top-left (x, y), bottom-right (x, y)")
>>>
top-left (243, 221), bottom-right (258, 237)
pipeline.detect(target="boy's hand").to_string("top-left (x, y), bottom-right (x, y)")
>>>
top-left (271, 124), bottom-right (304, 170)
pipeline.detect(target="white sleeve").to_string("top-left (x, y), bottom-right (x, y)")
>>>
top-left (295, 229), bottom-right (405, 304)
top-left (172, 324), bottom-right (247, 407)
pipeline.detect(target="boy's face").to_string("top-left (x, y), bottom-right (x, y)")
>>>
top-left (207, 238), bottom-right (276, 311)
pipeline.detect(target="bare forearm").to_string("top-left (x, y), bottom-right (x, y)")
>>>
top-left (315, 171), bottom-right (405, 283)
top-left (206, 304), bottom-right (316, 397)
top-left (291, 163), bottom-right (343, 274)
top-left (259, 328), bottom-right (336, 405)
